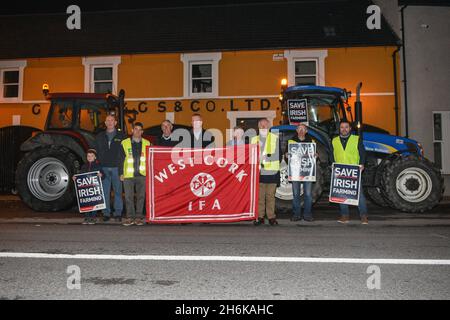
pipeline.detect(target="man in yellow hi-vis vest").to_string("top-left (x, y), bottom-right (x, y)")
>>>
top-left (251, 118), bottom-right (281, 226)
top-left (331, 120), bottom-right (368, 225)
top-left (119, 122), bottom-right (151, 226)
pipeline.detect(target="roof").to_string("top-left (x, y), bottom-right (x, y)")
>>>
top-left (0, 0), bottom-right (399, 59)
top-left (285, 85), bottom-right (345, 95)
top-left (46, 93), bottom-right (113, 100)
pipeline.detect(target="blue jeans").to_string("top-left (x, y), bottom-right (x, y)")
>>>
top-left (292, 181), bottom-right (313, 219)
top-left (339, 188), bottom-right (368, 217)
top-left (102, 167), bottom-right (123, 217)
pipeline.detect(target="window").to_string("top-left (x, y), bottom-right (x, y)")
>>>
top-left (82, 56), bottom-right (121, 94)
top-left (284, 50), bottom-right (327, 87)
top-left (0, 60), bottom-right (26, 102)
top-left (181, 52), bottom-right (221, 98)
top-left (93, 67), bottom-right (113, 93)
top-left (78, 100), bottom-right (110, 133)
top-left (48, 100), bottom-right (74, 129)
top-left (294, 60), bottom-right (317, 86)
top-left (226, 110), bottom-right (276, 141)
top-left (433, 111), bottom-right (450, 174)
top-left (191, 63), bottom-right (212, 93)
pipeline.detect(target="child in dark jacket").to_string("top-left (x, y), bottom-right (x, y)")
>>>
top-left (73, 149), bottom-right (104, 225)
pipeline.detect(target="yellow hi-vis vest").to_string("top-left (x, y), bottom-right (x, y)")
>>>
top-left (122, 138), bottom-right (151, 178)
top-left (332, 135), bottom-right (360, 165)
top-left (251, 132), bottom-right (280, 171)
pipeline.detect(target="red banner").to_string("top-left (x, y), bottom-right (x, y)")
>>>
top-left (146, 145), bottom-right (259, 223)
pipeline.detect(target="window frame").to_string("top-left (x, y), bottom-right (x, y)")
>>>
top-left (294, 59), bottom-right (318, 86)
top-left (91, 65), bottom-right (114, 94)
top-left (0, 60), bottom-right (27, 103)
top-left (82, 56), bottom-right (121, 94)
top-left (284, 50), bottom-right (328, 87)
top-left (181, 52), bottom-right (222, 98)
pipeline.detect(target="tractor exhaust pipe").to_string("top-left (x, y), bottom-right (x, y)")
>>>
top-left (118, 89), bottom-right (126, 132)
top-left (355, 82), bottom-right (363, 136)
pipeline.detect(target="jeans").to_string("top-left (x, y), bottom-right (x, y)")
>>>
top-left (339, 188), bottom-right (368, 217)
top-left (102, 167), bottom-right (123, 217)
top-left (292, 181), bottom-right (313, 219)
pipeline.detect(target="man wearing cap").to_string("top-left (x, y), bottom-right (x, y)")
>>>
top-left (119, 122), bottom-right (151, 226)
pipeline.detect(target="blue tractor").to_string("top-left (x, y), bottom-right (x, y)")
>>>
top-left (274, 83), bottom-right (444, 213)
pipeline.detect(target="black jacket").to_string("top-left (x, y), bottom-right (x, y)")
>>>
top-left (181, 129), bottom-right (215, 148)
top-left (80, 160), bottom-right (104, 176)
top-left (94, 129), bottom-right (127, 168)
top-left (156, 135), bottom-right (179, 147)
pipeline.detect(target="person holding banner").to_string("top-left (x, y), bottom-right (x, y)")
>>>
top-left (331, 121), bottom-right (368, 225)
top-left (119, 122), bottom-right (151, 227)
top-left (251, 118), bottom-right (281, 226)
top-left (286, 124), bottom-right (316, 222)
top-left (72, 149), bottom-right (104, 225)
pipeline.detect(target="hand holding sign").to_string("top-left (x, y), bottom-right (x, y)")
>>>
top-left (329, 163), bottom-right (362, 206)
top-left (73, 171), bottom-right (106, 213)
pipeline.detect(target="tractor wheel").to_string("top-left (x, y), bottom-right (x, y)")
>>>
top-left (380, 155), bottom-right (444, 213)
top-left (15, 146), bottom-right (80, 212)
top-left (364, 186), bottom-right (390, 208)
top-left (275, 158), bottom-right (324, 213)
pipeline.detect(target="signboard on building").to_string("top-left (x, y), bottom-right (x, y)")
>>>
top-left (288, 142), bottom-right (316, 182)
top-left (329, 163), bottom-right (361, 206)
top-left (74, 171), bottom-right (106, 213)
top-left (287, 99), bottom-right (308, 125)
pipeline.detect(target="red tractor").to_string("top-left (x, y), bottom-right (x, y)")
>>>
top-left (15, 86), bottom-right (137, 211)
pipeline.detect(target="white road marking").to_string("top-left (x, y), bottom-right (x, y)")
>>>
top-left (1, 252), bottom-right (450, 265)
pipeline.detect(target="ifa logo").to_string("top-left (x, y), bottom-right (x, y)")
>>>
top-left (190, 173), bottom-right (216, 198)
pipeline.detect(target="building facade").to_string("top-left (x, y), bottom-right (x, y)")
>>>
top-left (0, 1), bottom-right (400, 141)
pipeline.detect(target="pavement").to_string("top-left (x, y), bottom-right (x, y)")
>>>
top-left (0, 195), bottom-right (450, 300)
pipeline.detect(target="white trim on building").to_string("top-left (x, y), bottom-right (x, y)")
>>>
top-left (82, 56), bottom-right (121, 94)
top-left (180, 52), bottom-right (222, 99)
top-left (283, 49), bottom-right (328, 86)
top-left (0, 60), bottom-right (27, 103)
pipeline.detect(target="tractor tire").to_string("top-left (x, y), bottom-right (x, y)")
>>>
top-left (275, 158), bottom-right (325, 213)
top-left (364, 186), bottom-right (390, 208)
top-left (380, 155), bottom-right (444, 213)
top-left (15, 146), bottom-right (80, 212)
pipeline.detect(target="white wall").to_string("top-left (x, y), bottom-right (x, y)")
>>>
top-left (375, 1), bottom-right (450, 196)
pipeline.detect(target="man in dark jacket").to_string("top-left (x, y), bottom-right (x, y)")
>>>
top-left (188, 113), bottom-right (215, 148)
top-left (156, 120), bottom-right (178, 147)
top-left (94, 114), bottom-right (127, 222)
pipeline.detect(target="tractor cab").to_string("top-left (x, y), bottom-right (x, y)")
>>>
top-left (280, 85), bottom-right (350, 136)
top-left (43, 85), bottom-right (129, 148)
top-left (15, 85), bottom-right (134, 212)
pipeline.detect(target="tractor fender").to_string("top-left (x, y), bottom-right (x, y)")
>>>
top-left (20, 132), bottom-right (87, 161)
